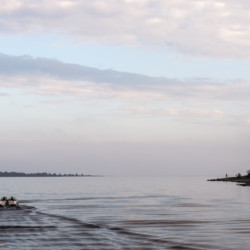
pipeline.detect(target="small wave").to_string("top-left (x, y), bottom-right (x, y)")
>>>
top-left (35, 210), bottom-right (214, 249)
top-left (0, 225), bottom-right (56, 230)
top-left (37, 211), bottom-right (102, 229)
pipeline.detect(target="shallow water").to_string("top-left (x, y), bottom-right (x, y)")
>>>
top-left (0, 176), bottom-right (250, 249)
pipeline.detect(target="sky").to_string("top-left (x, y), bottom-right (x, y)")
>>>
top-left (0, 0), bottom-right (250, 177)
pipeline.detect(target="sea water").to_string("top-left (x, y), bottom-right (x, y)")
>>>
top-left (0, 176), bottom-right (250, 249)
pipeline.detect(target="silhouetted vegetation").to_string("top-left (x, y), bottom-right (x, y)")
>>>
top-left (247, 170), bottom-right (250, 177)
top-left (0, 171), bottom-right (92, 177)
top-left (236, 173), bottom-right (242, 178)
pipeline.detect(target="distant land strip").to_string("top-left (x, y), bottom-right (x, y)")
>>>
top-left (0, 171), bottom-right (101, 177)
top-left (207, 174), bottom-right (250, 186)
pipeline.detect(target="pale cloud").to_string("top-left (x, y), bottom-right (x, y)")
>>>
top-left (128, 107), bottom-right (225, 120)
top-left (0, 53), bottom-right (250, 103)
top-left (246, 119), bottom-right (250, 125)
top-left (0, 53), bottom-right (249, 124)
top-left (1, 0), bottom-right (250, 58)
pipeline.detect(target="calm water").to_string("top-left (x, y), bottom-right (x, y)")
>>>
top-left (0, 176), bottom-right (250, 249)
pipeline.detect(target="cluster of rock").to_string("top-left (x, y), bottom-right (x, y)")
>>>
top-left (0, 196), bottom-right (19, 207)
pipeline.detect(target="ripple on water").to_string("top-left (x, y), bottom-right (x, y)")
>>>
top-left (0, 205), bottom-right (216, 249)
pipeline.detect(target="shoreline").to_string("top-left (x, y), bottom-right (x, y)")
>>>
top-left (207, 175), bottom-right (250, 186)
top-left (0, 175), bottom-right (103, 178)
top-left (0, 171), bottom-right (103, 178)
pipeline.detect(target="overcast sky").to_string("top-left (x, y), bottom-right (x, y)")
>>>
top-left (0, 0), bottom-right (250, 176)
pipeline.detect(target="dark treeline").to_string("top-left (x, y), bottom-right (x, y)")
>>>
top-left (0, 171), bottom-right (91, 177)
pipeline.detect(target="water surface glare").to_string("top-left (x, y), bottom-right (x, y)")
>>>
top-left (0, 177), bottom-right (250, 249)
